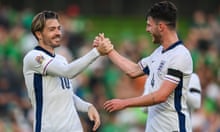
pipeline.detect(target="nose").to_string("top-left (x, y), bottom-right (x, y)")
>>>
top-left (57, 28), bottom-right (62, 34)
top-left (55, 28), bottom-right (62, 36)
top-left (146, 26), bottom-right (150, 33)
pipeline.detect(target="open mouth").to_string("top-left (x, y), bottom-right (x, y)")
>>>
top-left (54, 37), bottom-right (61, 42)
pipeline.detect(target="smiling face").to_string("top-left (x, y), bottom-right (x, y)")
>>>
top-left (145, 1), bottom-right (177, 44)
top-left (146, 16), bottom-right (162, 44)
top-left (36, 19), bottom-right (62, 49)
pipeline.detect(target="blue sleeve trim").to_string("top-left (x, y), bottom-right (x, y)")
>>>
top-left (143, 66), bottom-right (150, 75)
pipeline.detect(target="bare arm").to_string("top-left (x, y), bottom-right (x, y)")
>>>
top-left (93, 33), bottom-right (144, 78)
top-left (108, 49), bottom-right (144, 78)
top-left (104, 80), bottom-right (177, 112)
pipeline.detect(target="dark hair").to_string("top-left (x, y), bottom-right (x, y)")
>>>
top-left (31, 10), bottom-right (59, 40)
top-left (146, 1), bottom-right (177, 28)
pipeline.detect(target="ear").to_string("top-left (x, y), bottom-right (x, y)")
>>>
top-left (158, 23), bottom-right (166, 32)
top-left (35, 31), bottom-right (42, 40)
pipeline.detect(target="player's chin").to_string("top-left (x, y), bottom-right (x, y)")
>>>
top-left (152, 39), bottom-right (157, 44)
top-left (53, 42), bottom-right (61, 48)
top-left (152, 38), bottom-right (160, 44)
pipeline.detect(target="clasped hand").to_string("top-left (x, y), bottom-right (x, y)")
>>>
top-left (93, 33), bottom-right (114, 55)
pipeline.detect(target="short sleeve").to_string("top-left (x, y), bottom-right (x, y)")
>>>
top-left (138, 56), bottom-right (151, 75)
top-left (165, 48), bottom-right (193, 84)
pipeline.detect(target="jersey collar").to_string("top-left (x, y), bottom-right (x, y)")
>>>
top-left (34, 46), bottom-right (55, 57)
top-left (162, 40), bottom-right (182, 53)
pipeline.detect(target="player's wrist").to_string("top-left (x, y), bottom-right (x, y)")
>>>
top-left (107, 48), bottom-right (115, 56)
top-left (92, 48), bottom-right (101, 56)
top-left (106, 44), bottom-right (114, 55)
top-left (88, 104), bottom-right (93, 111)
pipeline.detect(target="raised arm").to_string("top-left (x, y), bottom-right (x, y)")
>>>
top-left (46, 48), bottom-right (100, 78)
top-left (94, 33), bottom-right (144, 78)
top-left (107, 49), bottom-right (144, 78)
top-left (46, 38), bottom-right (113, 78)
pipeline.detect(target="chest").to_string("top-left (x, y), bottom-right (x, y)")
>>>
top-left (41, 76), bottom-right (73, 97)
top-left (148, 52), bottom-right (170, 79)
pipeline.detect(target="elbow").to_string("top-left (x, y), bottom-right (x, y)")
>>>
top-left (151, 90), bottom-right (167, 104)
top-left (127, 74), bottom-right (137, 79)
top-left (156, 94), bottom-right (168, 104)
top-left (124, 65), bottom-right (142, 79)
top-left (126, 72), bottom-right (139, 79)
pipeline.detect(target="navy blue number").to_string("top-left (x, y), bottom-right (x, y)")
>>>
top-left (60, 77), bottom-right (70, 89)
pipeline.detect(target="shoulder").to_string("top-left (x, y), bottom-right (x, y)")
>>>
top-left (176, 45), bottom-right (191, 56)
top-left (23, 50), bottom-right (40, 62)
top-left (139, 46), bottom-right (162, 63)
top-left (24, 49), bottom-right (49, 60)
top-left (23, 49), bottom-right (54, 67)
top-left (168, 45), bottom-right (193, 73)
top-left (55, 54), bottom-right (66, 60)
top-left (54, 54), bottom-right (68, 63)
top-left (169, 45), bottom-right (192, 62)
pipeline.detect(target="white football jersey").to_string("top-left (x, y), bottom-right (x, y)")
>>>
top-left (139, 41), bottom-right (193, 132)
top-left (23, 46), bottom-right (97, 132)
top-left (187, 73), bottom-right (201, 112)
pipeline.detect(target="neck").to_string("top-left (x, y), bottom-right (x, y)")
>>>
top-left (161, 31), bottom-right (179, 50)
top-left (38, 43), bottom-right (55, 56)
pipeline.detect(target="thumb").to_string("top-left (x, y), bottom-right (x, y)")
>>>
top-left (99, 33), bottom-right (105, 40)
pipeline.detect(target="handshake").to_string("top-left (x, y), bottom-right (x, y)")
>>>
top-left (93, 33), bottom-right (114, 55)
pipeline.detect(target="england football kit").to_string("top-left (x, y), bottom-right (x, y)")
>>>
top-left (187, 73), bottom-right (201, 112)
top-left (23, 46), bottom-right (100, 132)
top-left (139, 41), bottom-right (193, 132)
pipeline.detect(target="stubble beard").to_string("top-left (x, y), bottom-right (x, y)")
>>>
top-left (42, 38), bottom-right (61, 49)
top-left (50, 36), bottom-right (62, 48)
top-left (152, 34), bottom-right (162, 44)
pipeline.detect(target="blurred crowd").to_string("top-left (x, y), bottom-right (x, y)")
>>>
top-left (0, 4), bottom-right (220, 132)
